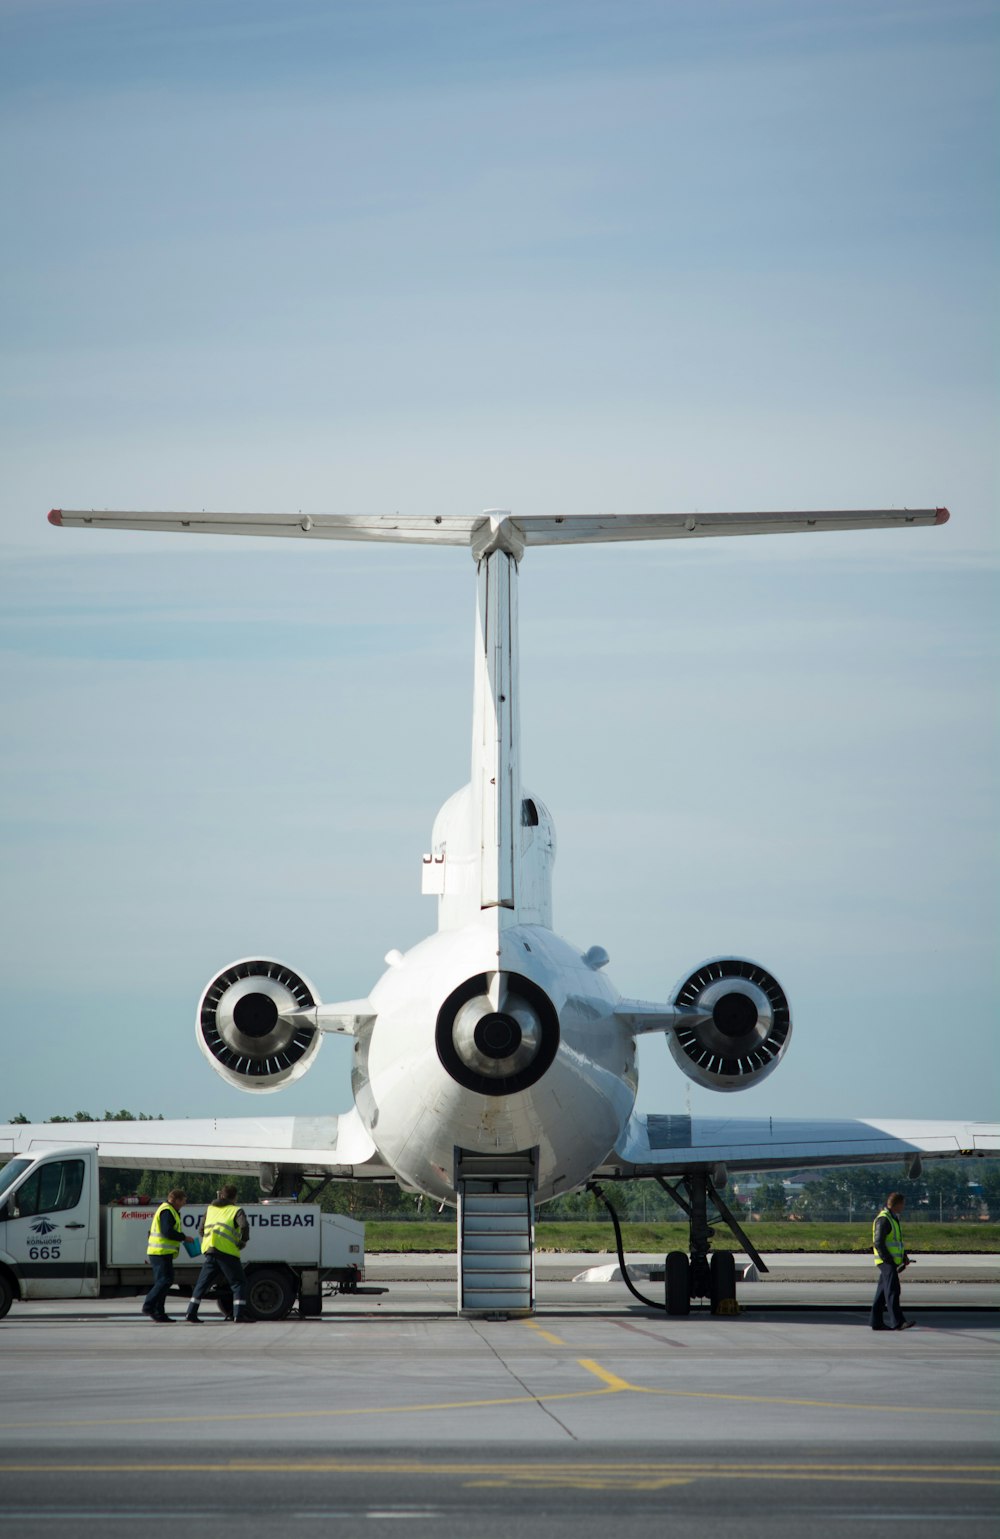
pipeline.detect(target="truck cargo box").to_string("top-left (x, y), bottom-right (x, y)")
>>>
top-left (105, 1202), bottom-right (363, 1273)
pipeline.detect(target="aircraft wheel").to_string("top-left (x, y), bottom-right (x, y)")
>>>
top-left (665, 1251), bottom-right (690, 1316)
top-left (245, 1267), bottom-right (297, 1322)
top-left (709, 1251), bottom-right (737, 1313)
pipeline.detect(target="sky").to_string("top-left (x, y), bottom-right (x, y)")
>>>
top-left (0, 0), bottom-right (997, 1132)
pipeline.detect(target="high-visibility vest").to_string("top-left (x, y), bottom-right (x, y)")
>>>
top-left (147, 1202), bottom-right (183, 1258)
top-left (872, 1207), bottom-right (905, 1267)
top-left (202, 1202), bottom-right (244, 1257)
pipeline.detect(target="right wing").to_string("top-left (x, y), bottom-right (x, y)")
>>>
top-left (604, 1113), bottom-right (999, 1178)
top-left (0, 1109), bottom-right (393, 1179)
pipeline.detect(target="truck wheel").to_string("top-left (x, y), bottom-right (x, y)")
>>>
top-left (0, 1272), bottom-right (13, 1320)
top-left (245, 1267), bottom-right (297, 1322)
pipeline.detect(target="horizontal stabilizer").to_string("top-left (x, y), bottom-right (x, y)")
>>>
top-left (48, 507), bottom-right (949, 551)
top-left (512, 509), bottom-right (949, 543)
top-left (48, 510), bottom-right (483, 542)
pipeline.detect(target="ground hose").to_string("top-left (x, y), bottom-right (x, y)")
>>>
top-left (586, 1180), bottom-right (668, 1312)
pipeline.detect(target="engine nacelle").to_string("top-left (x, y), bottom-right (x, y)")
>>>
top-left (668, 957), bottom-right (791, 1092)
top-left (197, 958), bottom-right (322, 1093)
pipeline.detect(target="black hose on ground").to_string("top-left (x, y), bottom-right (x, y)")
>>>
top-left (586, 1180), bottom-right (668, 1312)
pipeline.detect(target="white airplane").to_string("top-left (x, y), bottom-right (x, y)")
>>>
top-left (5, 505), bottom-right (997, 1315)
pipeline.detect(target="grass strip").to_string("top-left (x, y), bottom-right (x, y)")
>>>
top-left (363, 1221), bottom-right (1000, 1254)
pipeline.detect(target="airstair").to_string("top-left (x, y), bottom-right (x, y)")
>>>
top-left (457, 1151), bottom-right (535, 1316)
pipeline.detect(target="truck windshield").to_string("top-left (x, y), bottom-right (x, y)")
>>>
top-left (0, 1159), bottom-right (32, 1204)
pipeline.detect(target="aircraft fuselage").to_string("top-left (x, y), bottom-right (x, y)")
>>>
top-left (353, 917), bottom-right (636, 1203)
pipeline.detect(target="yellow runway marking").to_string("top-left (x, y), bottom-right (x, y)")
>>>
top-left (633, 1385), bottom-right (999, 1416)
top-left (0, 1353), bottom-right (995, 1431)
top-left (575, 1356), bottom-right (998, 1420)
top-left (0, 1460), bottom-right (996, 1491)
top-left (577, 1357), bottom-right (635, 1391)
top-left (466, 1474), bottom-right (696, 1490)
top-left (520, 1320), bottom-right (566, 1345)
top-left (0, 1364), bottom-right (622, 1430)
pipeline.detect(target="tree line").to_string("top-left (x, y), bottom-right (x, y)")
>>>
top-left (8, 1110), bottom-right (999, 1221)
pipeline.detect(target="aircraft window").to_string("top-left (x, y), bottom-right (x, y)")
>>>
top-left (10, 1159), bottom-right (85, 1218)
top-left (521, 798), bottom-right (539, 827)
top-left (0, 1158), bottom-right (32, 1204)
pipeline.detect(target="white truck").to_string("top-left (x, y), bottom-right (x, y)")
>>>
top-left (0, 1144), bottom-right (367, 1321)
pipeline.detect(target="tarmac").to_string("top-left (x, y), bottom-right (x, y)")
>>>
top-left (0, 1256), bottom-right (996, 1538)
top-left (365, 1246), bottom-right (1000, 1284)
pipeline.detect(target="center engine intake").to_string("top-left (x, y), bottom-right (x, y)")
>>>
top-left (197, 958), bottom-right (323, 1092)
top-left (668, 957), bottom-right (791, 1091)
top-left (435, 971), bottom-right (560, 1097)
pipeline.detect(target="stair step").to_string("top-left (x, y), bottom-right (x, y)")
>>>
top-left (460, 1269), bottom-right (531, 1289)
top-left (457, 1156), bottom-right (535, 1316)
top-left (461, 1288), bottom-right (534, 1312)
top-left (462, 1233), bottom-right (531, 1254)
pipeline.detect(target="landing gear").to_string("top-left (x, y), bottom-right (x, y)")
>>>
top-left (665, 1251), bottom-right (690, 1316)
top-left (258, 1164), bottom-right (305, 1200)
top-left (586, 1173), bottom-right (764, 1319)
top-left (709, 1250), bottom-right (737, 1313)
top-left (658, 1170), bottom-right (766, 1316)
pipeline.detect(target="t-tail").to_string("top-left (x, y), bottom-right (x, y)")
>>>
top-left (47, 502), bottom-right (948, 948)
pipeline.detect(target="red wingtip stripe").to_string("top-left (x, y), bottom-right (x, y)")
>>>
top-left (935, 507), bottom-right (950, 524)
top-left (48, 508), bottom-right (63, 525)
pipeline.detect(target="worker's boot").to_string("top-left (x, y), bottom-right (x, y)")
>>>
top-left (232, 1304), bottom-right (256, 1324)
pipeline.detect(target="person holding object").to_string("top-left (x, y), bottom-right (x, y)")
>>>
top-left (871, 1191), bottom-right (915, 1331)
top-left (184, 1183), bottom-right (254, 1324)
top-left (142, 1187), bottom-right (188, 1323)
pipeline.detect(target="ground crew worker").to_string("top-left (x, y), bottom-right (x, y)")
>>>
top-left (142, 1187), bottom-right (188, 1323)
top-left (870, 1191), bottom-right (915, 1330)
top-left (185, 1182), bottom-right (253, 1324)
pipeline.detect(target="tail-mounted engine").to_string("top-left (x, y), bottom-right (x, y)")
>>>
top-left (436, 971), bottom-right (560, 1097)
top-left (668, 957), bottom-right (791, 1092)
top-left (197, 958), bottom-right (322, 1093)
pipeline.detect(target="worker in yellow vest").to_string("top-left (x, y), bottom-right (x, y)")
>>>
top-left (870, 1191), bottom-right (915, 1331)
top-left (142, 1187), bottom-right (188, 1323)
top-left (184, 1183), bottom-right (253, 1324)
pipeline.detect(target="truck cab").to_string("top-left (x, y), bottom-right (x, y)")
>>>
top-left (0, 1145), bottom-right (100, 1311)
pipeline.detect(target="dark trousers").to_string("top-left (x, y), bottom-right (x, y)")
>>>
top-left (143, 1254), bottom-right (175, 1316)
top-left (871, 1262), bottom-right (905, 1329)
top-left (190, 1249), bottom-right (247, 1306)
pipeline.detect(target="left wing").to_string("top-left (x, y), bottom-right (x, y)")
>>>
top-left (603, 1113), bottom-right (1000, 1178)
top-left (0, 1110), bottom-right (392, 1179)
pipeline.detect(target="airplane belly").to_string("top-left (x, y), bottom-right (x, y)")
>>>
top-left (352, 923), bottom-right (637, 1203)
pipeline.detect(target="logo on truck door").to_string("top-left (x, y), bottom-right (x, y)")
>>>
top-left (27, 1218), bottom-right (61, 1259)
